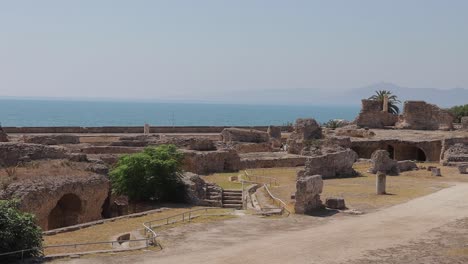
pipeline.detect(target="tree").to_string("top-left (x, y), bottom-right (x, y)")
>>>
top-left (109, 144), bottom-right (185, 202)
top-left (449, 104), bottom-right (468, 123)
top-left (368, 90), bottom-right (401, 114)
top-left (0, 200), bottom-right (43, 261)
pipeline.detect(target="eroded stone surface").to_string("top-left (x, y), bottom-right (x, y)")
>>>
top-left (220, 128), bottom-right (270, 143)
top-left (355, 99), bottom-right (398, 128)
top-left (294, 175), bottom-right (323, 214)
top-left (23, 135), bottom-right (80, 145)
top-left (369, 150), bottom-right (399, 175)
top-left (287, 118), bottom-right (322, 154)
top-left (396, 101), bottom-right (454, 130)
top-left (182, 149), bottom-right (240, 175)
top-left (300, 149), bottom-right (358, 179)
top-left (0, 142), bottom-right (69, 166)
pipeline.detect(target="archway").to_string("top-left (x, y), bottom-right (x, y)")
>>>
top-left (387, 145), bottom-right (395, 159)
top-left (48, 193), bottom-right (82, 230)
top-left (393, 144), bottom-right (428, 162)
top-left (417, 148), bottom-right (427, 161)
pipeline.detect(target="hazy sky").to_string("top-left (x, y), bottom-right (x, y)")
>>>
top-left (1, 1), bottom-right (467, 101)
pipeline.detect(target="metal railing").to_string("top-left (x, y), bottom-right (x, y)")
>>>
top-left (243, 170), bottom-right (278, 186)
top-left (263, 184), bottom-right (291, 216)
top-left (1, 207), bottom-right (234, 260)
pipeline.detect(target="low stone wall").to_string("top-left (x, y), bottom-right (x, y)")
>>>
top-left (300, 149), bottom-right (357, 179)
top-left (240, 153), bottom-right (306, 169)
top-left (4, 126), bottom-right (290, 134)
top-left (396, 101), bottom-right (454, 130)
top-left (182, 149), bottom-right (241, 175)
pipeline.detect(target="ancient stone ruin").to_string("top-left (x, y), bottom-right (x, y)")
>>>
top-left (294, 174), bottom-right (323, 214)
top-left (396, 101), bottom-right (454, 130)
top-left (23, 134), bottom-right (80, 145)
top-left (287, 118), bottom-right (322, 154)
top-left (440, 137), bottom-right (468, 165)
top-left (0, 143), bottom-right (71, 166)
top-left (355, 99), bottom-right (398, 128)
top-left (220, 128), bottom-right (270, 143)
top-left (182, 149), bottom-right (240, 175)
top-left (299, 149), bottom-right (358, 179)
top-left (0, 174), bottom-right (109, 230)
top-left (462, 117), bottom-right (468, 130)
top-left (369, 150), bottom-right (399, 175)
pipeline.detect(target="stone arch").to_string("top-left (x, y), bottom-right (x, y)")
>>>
top-left (393, 144), bottom-right (428, 162)
top-left (48, 193), bottom-right (82, 230)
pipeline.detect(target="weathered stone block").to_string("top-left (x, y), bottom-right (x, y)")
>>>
top-left (369, 150), bottom-right (399, 175)
top-left (294, 175), bottom-right (323, 214)
top-left (397, 160), bottom-right (418, 172)
top-left (396, 101), bottom-right (454, 130)
top-left (431, 167), bottom-right (442, 176)
top-left (325, 197), bottom-right (346, 209)
top-left (221, 128), bottom-right (270, 143)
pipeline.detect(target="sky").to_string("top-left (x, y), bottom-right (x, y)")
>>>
top-left (1, 0), bottom-right (468, 102)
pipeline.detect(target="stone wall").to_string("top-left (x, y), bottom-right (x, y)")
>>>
top-left (396, 101), bottom-right (454, 130)
top-left (299, 149), bottom-right (357, 179)
top-left (355, 99), bottom-right (398, 128)
top-left (23, 135), bottom-right (80, 145)
top-left (4, 126), bottom-right (290, 134)
top-left (440, 137), bottom-right (468, 165)
top-left (0, 143), bottom-right (70, 166)
top-left (240, 153), bottom-right (306, 169)
top-left (0, 126), bottom-right (8, 142)
top-left (182, 149), bottom-right (241, 175)
top-left (294, 175), bottom-right (323, 214)
top-left (351, 139), bottom-right (442, 162)
top-left (220, 128), bottom-right (270, 143)
top-left (0, 174), bottom-right (109, 230)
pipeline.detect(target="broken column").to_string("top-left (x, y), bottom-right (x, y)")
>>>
top-left (382, 95), bottom-right (389, 113)
top-left (376, 171), bottom-right (386, 195)
top-left (294, 175), bottom-right (323, 214)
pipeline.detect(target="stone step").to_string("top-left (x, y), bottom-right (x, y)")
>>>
top-left (223, 204), bottom-right (242, 209)
top-left (223, 195), bottom-right (242, 200)
top-left (207, 195), bottom-right (222, 200)
top-left (201, 199), bottom-right (222, 206)
top-left (223, 192), bottom-right (242, 196)
top-left (224, 189), bottom-right (242, 193)
top-left (222, 200), bottom-right (243, 204)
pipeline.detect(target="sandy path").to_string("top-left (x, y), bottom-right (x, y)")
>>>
top-left (58, 183), bottom-right (468, 264)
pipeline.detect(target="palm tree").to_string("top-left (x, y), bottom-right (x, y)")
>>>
top-left (368, 90), bottom-right (401, 114)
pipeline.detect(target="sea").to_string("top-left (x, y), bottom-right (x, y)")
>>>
top-left (0, 99), bottom-right (360, 127)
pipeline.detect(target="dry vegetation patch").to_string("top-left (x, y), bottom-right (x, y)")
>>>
top-left (207, 163), bottom-right (467, 213)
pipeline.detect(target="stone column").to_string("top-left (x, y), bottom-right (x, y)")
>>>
top-left (143, 123), bottom-right (150, 134)
top-left (382, 95), bottom-right (389, 113)
top-left (376, 171), bottom-right (386, 195)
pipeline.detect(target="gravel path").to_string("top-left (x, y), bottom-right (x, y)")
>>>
top-left (56, 183), bottom-right (468, 264)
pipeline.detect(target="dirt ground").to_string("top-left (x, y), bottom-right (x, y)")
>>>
top-left (54, 183), bottom-right (468, 264)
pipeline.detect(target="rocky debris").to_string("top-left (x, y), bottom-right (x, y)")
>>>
top-left (299, 149), bottom-right (358, 179)
top-left (0, 174), bottom-right (109, 230)
top-left (0, 142), bottom-right (69, 166)
top-left (0, 126), bottom-right (8, 142)
top-left (335, 127), bottom-right (375, 138)
top-left (355, 99), bottom-right (398, 128)
top-left (325, 197), bottom-right (346, 210)
top-left (396, 101), bottom-right (454, 130)
top-left (462, 117), bottom-right (468, 130)
top-left (431, 167), bottom-right (442, 176)
top-left (220, 128), bottom-right (270, 143)
top-left (442, 143), bottom-right (468, 165)
top-left (369, 150), bottom-right (399, 175)
top-left (180, 172), bottom-right (209, 205)
top-left (294, 175), bottom-right (323, 214)
top-left (188, 138), bottom-right (216, 151)
top-left (397, 160), bottom-right (418, 172)
top-left (68, 153), bottom-right (88, 162)
top-left (182, 149), bottom-right (241, 175)
top-left (287, 118), bottom-right (322, 154)
top-left (85, 163), bottom-right (109, 175)
top-left (23, 135), bottom-right (80, 145)
top-left (267, 126), bottom-right (281, 139)
top-left (458, 164), bottom-right (468, 174)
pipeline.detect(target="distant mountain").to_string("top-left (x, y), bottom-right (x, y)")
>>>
top-left (342, 82), bottom-right (468, 108)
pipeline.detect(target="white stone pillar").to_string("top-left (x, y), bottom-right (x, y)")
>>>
top-left (144, 123), bottom-right (150, 134)
top-left (376, 171), bottom-right (386, 195)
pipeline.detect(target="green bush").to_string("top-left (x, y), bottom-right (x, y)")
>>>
top-left (449, 104), bottom-right (468, 123)
top-left (109, 144), bottom-right (185, 202)
top-left (0, 199), bottom-right (43, 260)
top-left (323, 119), bottom-right (347, 130)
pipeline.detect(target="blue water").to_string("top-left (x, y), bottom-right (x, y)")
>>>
top-left (0, 99), bottom-right (359, 127)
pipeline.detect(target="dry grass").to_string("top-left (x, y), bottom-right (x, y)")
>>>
top-left (0, 160), bottom-right (93, 182)
top-left (43, 207), bottom-right (234, 255)
top-left (210, 163), bottom-right (467, 213)
top-left (203, 171), bottom-right (246, 190)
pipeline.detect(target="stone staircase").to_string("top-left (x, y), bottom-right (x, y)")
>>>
top-left (222, 189), bottom-right (243, 209)
top-left (201, 183), bottom-right (223, 207)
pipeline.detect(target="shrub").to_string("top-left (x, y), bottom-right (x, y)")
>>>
top-left (323, 119), bottom-right (348, 130)
top-left (449, 104), bottom-right (468, 123)
top-left (0, 199), bottom-right (43, 261)
top-left (109, 144), bottom-right (185, 202)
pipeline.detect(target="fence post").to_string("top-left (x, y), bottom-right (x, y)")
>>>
top-left (188, 212), bottom-right (191, 222)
